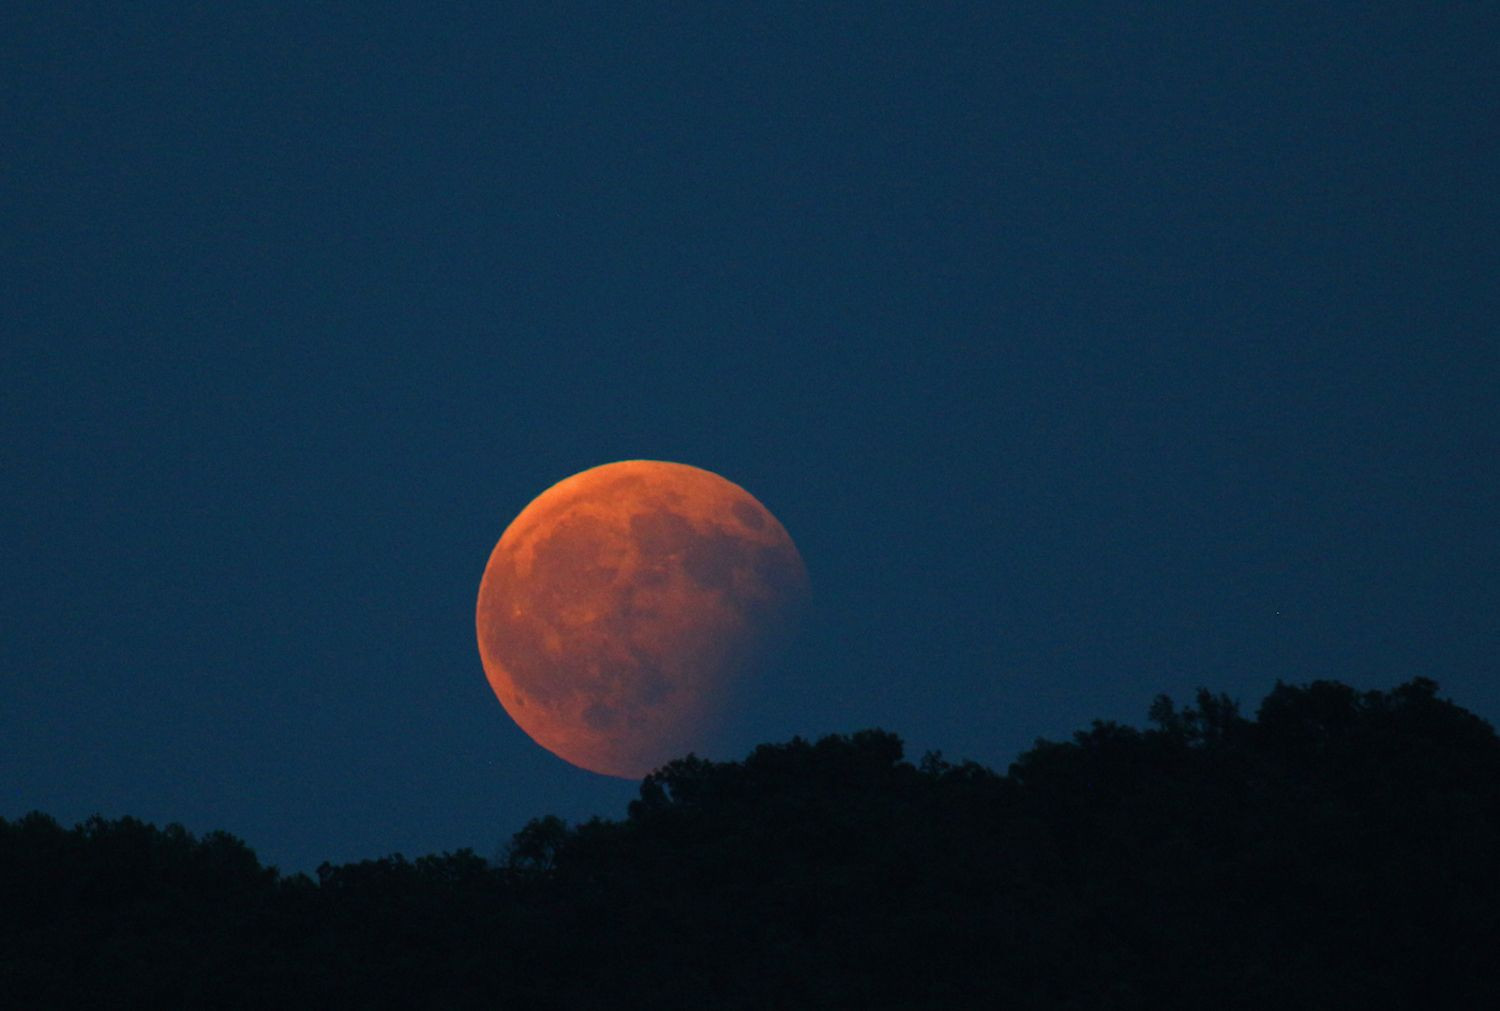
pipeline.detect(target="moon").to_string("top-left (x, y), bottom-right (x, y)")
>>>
top-left (475, 460), bottom-right (809, 778)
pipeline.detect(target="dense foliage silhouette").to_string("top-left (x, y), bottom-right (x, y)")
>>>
top-left (5, 678), bottom-right (1498, 1007)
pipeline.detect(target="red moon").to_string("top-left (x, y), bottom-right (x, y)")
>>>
top-left (475, 461), bottom-right (809, 778)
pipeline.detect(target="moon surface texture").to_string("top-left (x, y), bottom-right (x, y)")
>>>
top-left (476, 461), bottom-right (809, 778)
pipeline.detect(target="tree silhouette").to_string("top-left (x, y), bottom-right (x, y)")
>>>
top-left (5, 677), bottom-right (1498, 1007)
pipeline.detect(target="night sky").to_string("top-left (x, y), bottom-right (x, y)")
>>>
top-left (4, 4), bottom-right (1495, 874)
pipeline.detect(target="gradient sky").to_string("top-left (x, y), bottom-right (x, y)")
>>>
top-left (4, 3), bottom-right (1496, 873)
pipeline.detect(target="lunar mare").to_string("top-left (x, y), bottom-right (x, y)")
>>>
top-left (476, 460), bottom-right (809, 778)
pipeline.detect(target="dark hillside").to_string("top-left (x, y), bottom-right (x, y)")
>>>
top-left (5, 678), bottom-right (1497, 1008)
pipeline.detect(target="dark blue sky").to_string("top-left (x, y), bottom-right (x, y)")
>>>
top-left (4, 3), bottom-right (1496, 873)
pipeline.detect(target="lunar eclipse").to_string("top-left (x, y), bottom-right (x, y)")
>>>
top-left (476, 461), bottom-right (809, 778)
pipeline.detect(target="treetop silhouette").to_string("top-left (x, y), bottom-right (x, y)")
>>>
top-left (5, 677), bottom-right (1496, 1008)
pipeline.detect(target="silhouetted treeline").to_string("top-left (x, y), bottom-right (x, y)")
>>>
top-left (5, 678), bottom-right (1499, 1008)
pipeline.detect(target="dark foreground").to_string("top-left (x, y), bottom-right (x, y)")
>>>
top-left (4, 678), bottom-right (1498, 1008)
